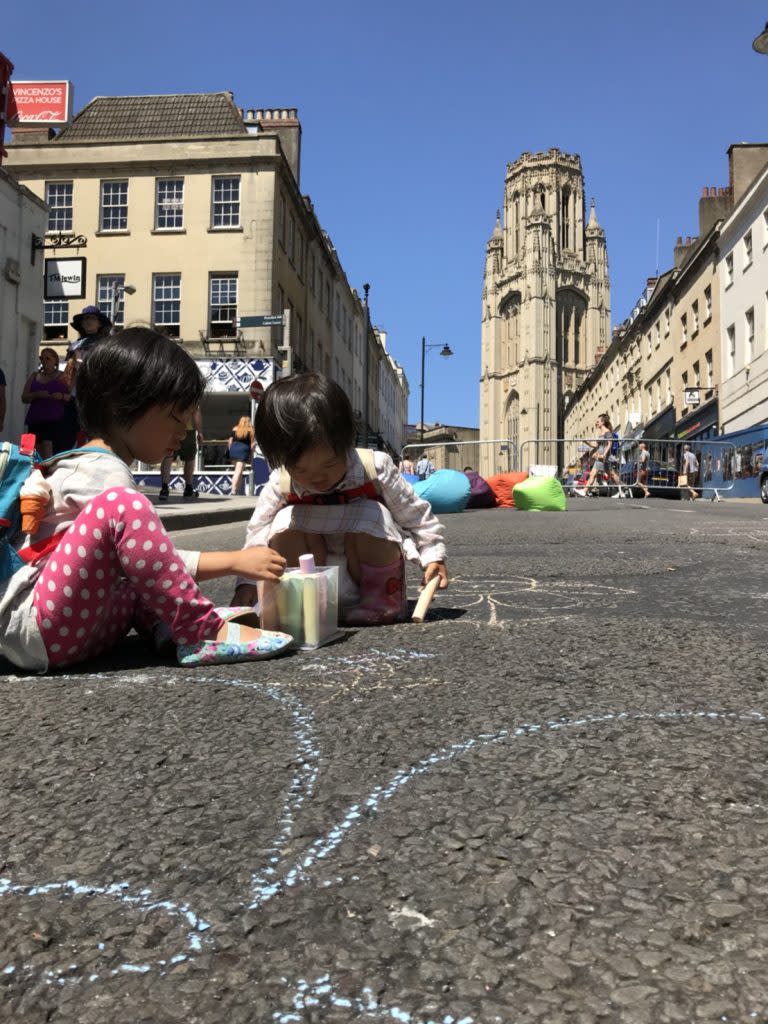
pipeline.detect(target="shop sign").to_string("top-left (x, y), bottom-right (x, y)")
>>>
top-left (8, 81), bottom-right (72, 124)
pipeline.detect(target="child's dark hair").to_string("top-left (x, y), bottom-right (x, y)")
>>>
top-left (255, 372), bottom-right (356, 468)
top-left (76, 328), bottom-right (205, 437)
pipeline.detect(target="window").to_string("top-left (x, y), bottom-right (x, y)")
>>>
top-left (692, 300), bottom-right (699, 335)
top-left (211, 176), bottom-right (240, 228)
top-left (100, 180), bottom-right (128, 231)
top-left (654, 321), bottom-right (660, 347)
top-left (764, 208), bottom-right (768, 248)
top-left (288, 216), bottom-right (295, 263)
top-left (665, 368), bottom-right (672, 405)
top-left (43, 299), bottom-right (69, 340)
top-left (45, 182), bottom-right (73, 233)
top-left (96, 274), bottom-right (126, 327)
top-left (693, 360), bottom-right (700, 387)
top-left (152, 274), bottom-right (181, 337)
top-left (155, 178), bottom-right (184, 230)
top-left (646, 333), bottom-right (652, 358)
top-left (680, 313), bottom-right (688, 347)
top-left (727, 324), bottom-right (736, 375)
top-left (277, 193), bottom-right (286, 246)
top-left (746, 307), bottom-right (755, 361)
top-left (725, 252), bottom-right (734, 287)
top-left (664, 306), bottom-right (671, 336)
top-left (706, 350), bottom-right (713, 387)
top-left (744, 230), bottom-right (753, 268)
top-left (704, 285), bottom-right (712, 322)
top-left (209, 274), bottom-right (238, 337)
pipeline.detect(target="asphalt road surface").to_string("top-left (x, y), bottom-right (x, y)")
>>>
top-left (2, 497), bottom-right (768, 1023)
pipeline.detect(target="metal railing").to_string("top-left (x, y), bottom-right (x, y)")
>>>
top-left (400, 439), bottom-right (518, 477)
top-left (519, 437), bottom-right (737, 501)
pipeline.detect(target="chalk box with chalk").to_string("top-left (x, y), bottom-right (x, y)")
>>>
top-left (257, 565), bottom-right (342, 650)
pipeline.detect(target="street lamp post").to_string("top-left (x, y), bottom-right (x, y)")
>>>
top-left (420, 336), bottom-right (453, 443)
top-left (109, 282), bottom-right (135, 327)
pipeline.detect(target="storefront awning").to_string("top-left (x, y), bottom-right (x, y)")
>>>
top-left (673, 396), bottom-right (718, 440)
top-left (643, 404), bottom-right (676, 440)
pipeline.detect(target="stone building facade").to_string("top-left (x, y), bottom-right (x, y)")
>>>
top-left (479, 149), bottom-right (610, 474)
top-left (5, 93), bottom-right (407, 458)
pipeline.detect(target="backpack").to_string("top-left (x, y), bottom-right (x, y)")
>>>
top-left (610, 432), bottom-right (620, 459)
top-left (278, 447), bottom-right (380, 506)
top-left (0, 436), bottom-right (113, 583)
top-left (0, 435), bottom-right (38, 582)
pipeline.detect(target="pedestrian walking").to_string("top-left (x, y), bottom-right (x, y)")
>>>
top-left (232, 372), bottom-right (448, 625)
top-left (228, 416), bottom-right (256, 496)
top-left (636, 440), bottom-right (651, 499)
top-left (159, 408), bottom-right (203, 502)
top-left (575, 414), bottom-right (618, 496)
top-left (680, 443), bottom-right (700, 501)
top-left (20, 349), bottom-right (71, 458)
top-left (398, 456), bottom-right (414, 475)
top-left (415, 453), bottom-right (434, 480)
top-left (0, 328), bottom-right (292, 673)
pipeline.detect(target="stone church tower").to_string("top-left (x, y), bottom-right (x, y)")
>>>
top-left (479, 149), bottom-right (610, 474)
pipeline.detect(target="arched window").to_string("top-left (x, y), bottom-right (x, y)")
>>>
top-left (560, 187), bottom-right (571, 250)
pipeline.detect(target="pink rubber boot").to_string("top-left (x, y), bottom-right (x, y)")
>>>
top-left (345, 558), bottom-right (406, 625)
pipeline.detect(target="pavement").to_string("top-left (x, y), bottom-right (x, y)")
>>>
top-left (142, 489), bottom-right (255, 531)
top-left (2, 496), bottom-right (768, 1023)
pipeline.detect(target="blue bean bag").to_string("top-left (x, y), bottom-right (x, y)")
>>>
top-left (413, 469), bottom-right (471, 513)
top-left (512, 475), bottom-right (567, 512)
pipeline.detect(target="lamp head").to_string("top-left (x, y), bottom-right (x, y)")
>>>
top-left (440, 344), bottom-right (453, 358)
top-left (123, 284), bottom-right (137, 295)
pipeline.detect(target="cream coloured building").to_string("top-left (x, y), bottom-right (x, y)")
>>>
top-left (480, 148), bottom-right (610, 474)
top-left (0, 167), bottom-right (47, 441)
top-left (5, 92), bottom-right (406, 456)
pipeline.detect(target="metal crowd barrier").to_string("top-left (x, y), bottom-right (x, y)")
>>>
top-left (519, 438), bottom-right (737, 501)
top-left (400, 439), bottom-right (518, 477)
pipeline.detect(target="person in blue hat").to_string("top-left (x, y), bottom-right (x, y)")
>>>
top-left (60, 305), bottom-right (113, 447)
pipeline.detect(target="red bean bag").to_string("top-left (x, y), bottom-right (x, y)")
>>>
top-left (486, 471), bottom-right (529, 508)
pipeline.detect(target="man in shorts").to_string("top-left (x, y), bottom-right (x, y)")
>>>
top-left (159, 408), bottom-right (203, 501)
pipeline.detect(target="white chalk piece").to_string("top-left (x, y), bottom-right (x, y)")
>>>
top-left (411, 576), bottom-right (440, 623)
top-left (302, 575), bottom-right (320, 647)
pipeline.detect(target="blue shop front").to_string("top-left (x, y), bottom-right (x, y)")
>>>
top-left (133, 357), bottom-right (278, 497)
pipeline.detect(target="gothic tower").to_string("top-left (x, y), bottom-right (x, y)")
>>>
top-left (479, 148), bottom-right (610, 474)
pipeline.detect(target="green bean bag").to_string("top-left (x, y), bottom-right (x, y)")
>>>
top-left (512, 475), bottom-right (566, 511)
top-left (413, 469), bottom-right (471, 513)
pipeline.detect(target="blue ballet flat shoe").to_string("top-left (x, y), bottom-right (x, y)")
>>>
top-left (177, 621), bottom-right (293, 666)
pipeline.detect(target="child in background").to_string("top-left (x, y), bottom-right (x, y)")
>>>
top-left (232, 373), bottom-right (448, 624)
top-left (0, 329), bottom-right (291, 673)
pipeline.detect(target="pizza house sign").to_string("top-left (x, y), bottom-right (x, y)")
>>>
top-left (8, 81), bottom-right (72, 125)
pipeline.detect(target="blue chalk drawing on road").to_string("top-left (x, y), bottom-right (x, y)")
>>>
top-left (1, 694), bottom-right (767, 1023)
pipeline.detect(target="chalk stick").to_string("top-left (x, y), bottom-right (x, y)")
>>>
top-left (302, 575), bottom-right (320, 647)
top-left (411, 576), bottom-right (440, 623)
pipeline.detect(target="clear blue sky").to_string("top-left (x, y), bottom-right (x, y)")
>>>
top-left (6, 0), bottom-right (768, 428)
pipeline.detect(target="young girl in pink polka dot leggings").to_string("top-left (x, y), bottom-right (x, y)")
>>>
top-left (0, 329), bottom-right (292, 673)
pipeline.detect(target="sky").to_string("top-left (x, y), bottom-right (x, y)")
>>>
top-left (5, 0), bottom-right (768, 428)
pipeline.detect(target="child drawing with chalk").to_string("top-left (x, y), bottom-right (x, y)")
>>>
top-left (0, 329), bottom-right (292, 673)
top-left (232, 372), bottom-right (448, 625)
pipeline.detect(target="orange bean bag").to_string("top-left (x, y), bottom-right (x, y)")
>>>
top-left (486, 471), bottom-right (529, 508)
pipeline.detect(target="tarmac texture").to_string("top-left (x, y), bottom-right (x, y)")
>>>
top-left (2, 497), bottom-right (768, 1023)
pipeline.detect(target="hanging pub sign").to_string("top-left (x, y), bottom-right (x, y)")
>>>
top-left (44, 257), bottom-right (86, 299)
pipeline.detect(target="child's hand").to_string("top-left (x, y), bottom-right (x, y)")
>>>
top-left (422, 561), bottom-right (449, 589)
top-left (233, 547), bottom-right (287, 582)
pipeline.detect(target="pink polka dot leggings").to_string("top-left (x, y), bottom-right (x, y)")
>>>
top-left (33, 487), bottom-right (224, 668)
